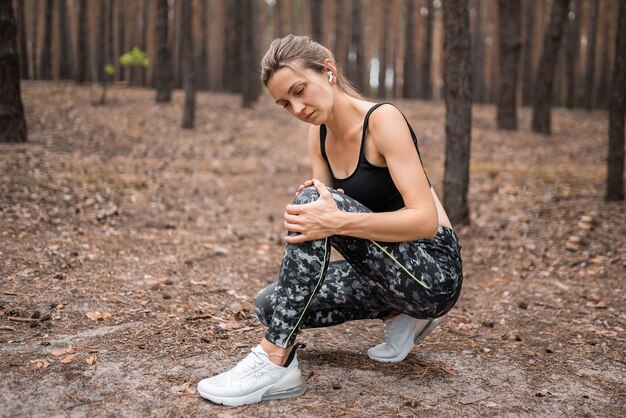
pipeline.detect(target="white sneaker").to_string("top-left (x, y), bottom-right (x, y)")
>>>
top-left (197, 344), bottom-right (306, 406)
top-left (367, 314), bottom-right (447, 362)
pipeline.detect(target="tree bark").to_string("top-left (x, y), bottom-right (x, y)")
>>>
top-left (155, 0), bottom-right (172, 102)
top-left (57, 0), bottom-right (72, 79)
top-left (310, 0), bottom-right (323, 43)
top-left (378, 0), bottom-right (390, 98)
top-left (334, 1), bottom-right (349, 74)
top-left (565, 0), bottom-right (581, 108)
top-left (584, 0), bottom-right (600, 110)
top-left (442, 0), bottom-right (472, 226)
top-left (76, 0), bottom-right (89, 83)
top-left (421, 0), bottom-right (434, 100)
top-left (117, 0), bottom-right (126, 82)
top-left (596, 0), bottom-right (612, 109)
top-left (0, 0), bottom-right (28, 142)
top-left (39, 0), bottom-right (53, 80)
top-left (606, 0), bottom-right (626, 201)
top-left (181, 0), bottom-right (195, 129)
top-left (497, 0), bottom-right (521, 130)
top-left (471, 0), bottom-right (485, 103)
top-left (531, 0), bottom-right (568, 134)
top-left (97, 0), bottom-right (106, 83)
top-left (16, 0), bottom-right (29, 79)
top-left (403, 0), bottom-right (418, 98)
top-left (521, 0), bottom-right (535, 106)
top-left (242, 0), bottom-right (259, 108)
top-left (350, 0), bottom-right (366, 95)
top-left (197, 0), bottom-right (210, 90)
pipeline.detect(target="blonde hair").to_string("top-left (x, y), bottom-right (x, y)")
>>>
top-left (260, 34), bottom-right (363, 100)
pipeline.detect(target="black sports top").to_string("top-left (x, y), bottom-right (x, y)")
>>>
top-left (320, 103), bottom-right (431, 213)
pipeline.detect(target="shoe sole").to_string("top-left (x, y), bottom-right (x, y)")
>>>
top-left (197, 370), bottom-right (306, 407)
top-left (368, 315), bottom-right (447, 363)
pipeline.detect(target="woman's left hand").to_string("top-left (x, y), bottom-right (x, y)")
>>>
top-left (284, 179), bottom-right (340, 244)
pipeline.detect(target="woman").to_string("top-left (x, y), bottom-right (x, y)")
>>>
top-left (197, 35), bottom-right (463, 407)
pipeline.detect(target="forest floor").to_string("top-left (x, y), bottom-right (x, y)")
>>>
top-left (1, 82), bottom-right (624, 417)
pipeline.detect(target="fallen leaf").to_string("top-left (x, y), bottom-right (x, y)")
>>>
top-left (86, 355), bottom-right (97, 365)
top-left (60, 354), bottom-right (77, 364)
top-left (64, 347), bottom-right (76, 354)
top-left (51, 349), bottom-right (66, 356)
top-left (30, 359), bottom-right (50, 369)
top-left (86, 311), bottom-right (113, 320)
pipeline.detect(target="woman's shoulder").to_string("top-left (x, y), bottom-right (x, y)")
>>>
top-left (367, 103), bottom-right (407, 136)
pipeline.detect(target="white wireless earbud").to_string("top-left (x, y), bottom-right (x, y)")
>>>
top-left (328, 72), bottom-right (333, 83)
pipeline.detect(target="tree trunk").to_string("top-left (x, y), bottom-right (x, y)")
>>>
top-left (606, 0), bottom-right (626, 201)
top-left (197, 0), bottom-right (210, 90)
top-left (56, 0), bottom-right (72, 79)
top-left (155, 0), bottom-right (172, 102)
top-left (97, 0), bottom-right (106, 83)
top-left (275, 0), bottom-right (285, 37)
top-left (181, 0), bottom-right (195, 129)
top-left (421, 0), bottom-right (434, 100)
top-left (242, 0), bottom-right (259, 108)
top-left (531, 0), bottom-right (568, 135)
top-left (521, 0), bottom-right (535, 106)
top-left (442, 0), bottom-right (472, 226)
top-left (334, 1), bottom-right (349, 73)
top-left (378, 0), bottom-right (389, 98)
top-left (403, 0), bottom-right (418, 98)
top-left (565, 0), bottom-right (581, 108)
top-left (39, 0), bottom-right (53, 80)
top-left (310, 0), bottom-right (323, 43)
top-left (140, 0), bottom-right (150, 86)
top-left (497, 0), bottom-right (521, 130)
top-left (471, 0), bottom-right (485, 103)
top-left (16, 0), bottom-right (29, 79)
top-left (584, 0), bottom-right (600, 111)
top-left (0, 0), bottom-right (28, 142)
top-left (596, 0), bottom-right (612, 109)
top-left (350, 0), bottom-right (366, 95)
top-left (117, 0), bottom-right (126, 82)
top-left (76, 0), bottom-right (89, 83)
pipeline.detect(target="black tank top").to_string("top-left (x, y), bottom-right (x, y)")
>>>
top-left (320, 103), bottom-right (431, 213)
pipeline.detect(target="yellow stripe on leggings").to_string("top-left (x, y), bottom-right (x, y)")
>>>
top-left (283, 237), bottom-right (329, 348)
top-left (369, 240), bottom-right (431, 290)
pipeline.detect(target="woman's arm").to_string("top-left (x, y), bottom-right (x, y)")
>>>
top-left (284, 106), bottom-right (439, 244)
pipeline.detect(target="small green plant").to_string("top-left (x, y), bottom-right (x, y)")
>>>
top-left (98, 48), bottom-right (149, 105)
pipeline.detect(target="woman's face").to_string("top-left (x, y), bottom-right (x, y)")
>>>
top-left (267, 66), bottom-right (333, 125)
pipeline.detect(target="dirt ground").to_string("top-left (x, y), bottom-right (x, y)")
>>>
top-left (1, 82), bottom-right (624, 417)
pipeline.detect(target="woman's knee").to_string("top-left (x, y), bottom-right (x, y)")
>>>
top-left (254, 282), bottom-right (277, 326)
top-left (292, 185), bottom-right (320, 205)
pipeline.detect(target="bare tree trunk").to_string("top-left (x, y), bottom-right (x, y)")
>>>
top-left (606, 0), bottom-right (626, 201)
top-left (155, 0), bottom-right (172, 102)
top-left (310, 0), bottom-right (323, 43)
top-left (334, 1), bottom-right (349, 73)
top-left (242, 0), bottom-right (259, 108)
top-left (39, 0), bottom-right (53, 80)
top-left (197, 0), bottom-right (210, 90)
top-left (403, 0), bottom-right (418, 98)
top-left (471, 0), bottom-right (485, 103)
top-left (117, 0), bottom-right (126, 82)
top-left (96, 0), bottom-right (106, 83)
top-left (140, 0), bottom-right (150, 86)
top-left (16, 0), bottom-right (29, 79)
top-left (76, 0), bottom-right (89, 83)
top-left (531, 0), bottom-right (568, 134)
top-left (57, 0), bottom-right (72, 79)
top-left (181, 0), bottom-right (195, 129)
top-left (421, 0), bottom-right (434, 100)
top-left (596, 0), bottom-right (612, 109)
top-left (442, 0), bottom-right (472, 226)
top-left (521, 0), bottom-right (535, 106)
top-left (565, 0), bottom-right (581, 108)
top-left (497, 0), bottom-right (521, 130)
top-left (275, 0), bottom-right (285, 37)
top-left (0, 0), bottom-right (28, 142)
top-left (584, 0), bottom-right (600, 111)
top-left (350, 0), bottom-right (366, 95)
top-left (378, 0), bottom-right (389, 98)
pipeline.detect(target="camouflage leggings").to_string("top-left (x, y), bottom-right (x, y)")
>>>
top-left (256, 186), bottom-right (463, 348)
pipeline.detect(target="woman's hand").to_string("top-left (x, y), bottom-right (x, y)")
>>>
top-left (295, 179), bottom-right (343, 197)
top-left (285, 179), bottom-right (341, 244)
